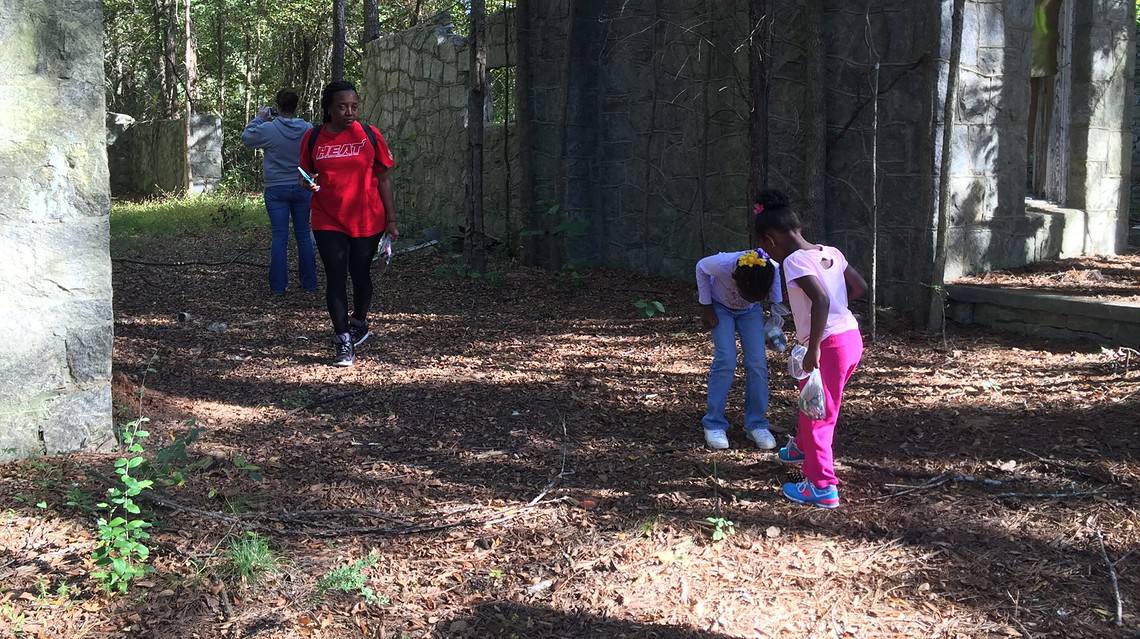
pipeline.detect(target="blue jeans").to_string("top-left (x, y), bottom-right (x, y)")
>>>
top-left (264, 184), bottom-right (317, 294)
top-left (702, 302), bottom-right (770, 432)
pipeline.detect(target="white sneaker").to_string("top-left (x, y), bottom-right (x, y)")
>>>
top-left (746, 428), bottom-right (777, 450)
top-left (704, 429), bottom-right (730, 450)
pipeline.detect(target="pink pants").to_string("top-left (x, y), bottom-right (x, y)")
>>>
top-left (796, 329), bottom-right (863, 487)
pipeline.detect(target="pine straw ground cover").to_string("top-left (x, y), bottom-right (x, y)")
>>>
top-left (2, 226), bottom-right (1139, 639)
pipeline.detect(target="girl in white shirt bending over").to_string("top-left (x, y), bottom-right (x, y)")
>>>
top-left (695, 249), bottom-right (783, 451)
top-left (753, 190), bottom-right (867, 509)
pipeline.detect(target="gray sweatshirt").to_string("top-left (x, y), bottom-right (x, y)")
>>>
top-left (241, 116), bottom-right (313, 188)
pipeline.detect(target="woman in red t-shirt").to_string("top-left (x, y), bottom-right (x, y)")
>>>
top-left (300, 80), bottom-right (398, 366)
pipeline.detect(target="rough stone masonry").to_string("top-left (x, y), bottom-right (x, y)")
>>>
top-left (0, 0), bottom-right (115, 460)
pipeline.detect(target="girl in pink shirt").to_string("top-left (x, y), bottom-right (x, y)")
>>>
top-left (753, 190), bottom-right (867, 509)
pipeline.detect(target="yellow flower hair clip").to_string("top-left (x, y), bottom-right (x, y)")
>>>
top-left (736, 251), bottom-right (768, 268)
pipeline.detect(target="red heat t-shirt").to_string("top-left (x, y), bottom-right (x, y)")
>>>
top-left (300, 121), bottom-right (396, 238)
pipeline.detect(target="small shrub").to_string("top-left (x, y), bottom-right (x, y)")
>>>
top-left (635, 299), bottom-right (666, 318)
top-left (316, 554), bottom-right (387, 604)
top-left (91, 418), bottom-right (154, 594)
top-left (704, 516), bottom-right (735, 542)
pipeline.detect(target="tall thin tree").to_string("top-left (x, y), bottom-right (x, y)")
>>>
top-left (215, 0), bottom-right (225, 117)
top-left (928, 0), bottom-right (966, 332)
top-left (465, 0), bottom-right (488, 273)
top-left (748, 0), bottom-right (769, 243)
top-left (332, 0), bottom-right (346, 81)
top-left (364, 0), bottom-right (379, 44)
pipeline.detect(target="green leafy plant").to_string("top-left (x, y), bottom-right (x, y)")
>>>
top-left (65, 486), bottom-right (96, 513)
top-left (555, 263), bottom-right (585, 291)
top-left (152, 422), bottom-right (207, 486)
top-left (635, 299), bottom-right (666, 318)
top-left (316, 554), bottom-right (387, 604)
top-left (226, 532), bottom-right (277, 586)
top-left (230, 455), bottom-right (263, 481)
top-left (91, 417), bottom-right (154, 594)
top-left (704, 516), bottom-right (735, 542)
top-left (488, 567), bottom-right (504, 579)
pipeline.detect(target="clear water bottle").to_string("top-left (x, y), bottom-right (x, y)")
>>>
top-left (764, 303), bottom-right (789, 352)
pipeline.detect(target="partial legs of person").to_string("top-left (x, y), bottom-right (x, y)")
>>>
top-left (782, 330), bottom-right (863, 508)
top-left (313, 231), bottom-right (355, 366)
top-left (345, 233), bottom-right (382, 347)
top-left (736, 305), bottom-right (775, 449)
top-left (702, 303), bottom-right (738, 449)
top-left (264, 186), bottom-right (292, 295)
top-left (288, 185), bottom-right (318, 292)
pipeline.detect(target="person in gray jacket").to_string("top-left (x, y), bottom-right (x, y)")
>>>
top-left (241, 88), bottom-right (317, 295)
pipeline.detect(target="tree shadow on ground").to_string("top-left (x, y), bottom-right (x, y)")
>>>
top-left (431, 601), bottom-right (740, 638)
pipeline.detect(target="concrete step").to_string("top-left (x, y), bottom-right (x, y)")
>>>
top-left (945, 284), bottom-right (1140, 347)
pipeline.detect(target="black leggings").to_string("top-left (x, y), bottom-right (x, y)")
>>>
top-left (313, 230), bottom-right (383, 334)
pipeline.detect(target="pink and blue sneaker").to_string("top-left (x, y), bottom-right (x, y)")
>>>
top-left (777, 437), bottom-right (804, 464)
top-left (782, 481), bottom-right (840, 509)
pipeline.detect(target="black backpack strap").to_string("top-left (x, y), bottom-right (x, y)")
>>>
top-left (307, 124), bottom-right (322, 168)
top-left (359, 122), bottom-right (380, 158)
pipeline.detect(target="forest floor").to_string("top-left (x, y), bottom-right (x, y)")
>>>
top-left (2, 210), bottom-right (1139, 639)
top-left (954, 251), bottom-right (1140, 303)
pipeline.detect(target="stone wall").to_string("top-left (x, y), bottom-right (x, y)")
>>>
top-left (189, 113), bottom-right (224, 194)
top-left (361, 12), bottom-right (520, 242)
top-left (108, 118), bottom-right (186, 195)
top-left (813, 1), bottom-right (941, 310)
top-left (108, 113), bottom-right (223, 197)
top-left (941, 0), bottom-right (1036, 280)
top-left (1066, 0), bottom-right (1135, 254)
top-left (364, 1), bottom-right (1133, 314)
top-left (0, 0), bottom-right (114, 460)
top-left (1132, 18), bottom-right (1140, 229)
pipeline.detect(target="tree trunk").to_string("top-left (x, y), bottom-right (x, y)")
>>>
top-left (927, 0), bottom-right (967, 332)
top-left (465, 0), bottom-right (488, 274)
top-left (215, 0), bottom-right (224, 117)
top-left (502, 8), bottom-right (514, 257)
top-left (410, 0), bottom-right (424, 28)
top-left (697, 0), bottom-right (713, 255)
top-left (243, 30), bottom-right (253, 123)
top-left (163, 0), bottom-right (179, 116)
top-left (551, 0), bottom-right (577, 269)
top-left (152, 0), bottom-right (172, 117)
top-left (641, 0), bottom-right (660, 273)
top-left (868, 11), bottom-right (880, 343)
top-left (364, 0), bottom-right (379, 44)
top-left (515, 0), bottom-right (540, 266)
top-left (748, 0), bottom-right (768, 244)
top-left (332, 0), bottom-right (346, 81)
top-left (185, 0), bottom-right (199, 107)
top-left (803, 0), bottom-right (827, 237)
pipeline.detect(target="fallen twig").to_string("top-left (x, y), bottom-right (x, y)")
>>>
top-left (525, 418), bottom-right (573, 508)
top-left (113, 248), bottom-right (263, 269)
top-left (1095, 529), bottom-right (1124, 626)
top-left (394, 239), bottom-right (440, 256)
top-left (992, 488), bottom-right (1109, 500)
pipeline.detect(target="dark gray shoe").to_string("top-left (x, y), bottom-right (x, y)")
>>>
top-left (333, 333), bottom-right (355, 367)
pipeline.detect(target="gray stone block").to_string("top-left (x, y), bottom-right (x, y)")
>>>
top-left (66, 325), bottom-right (112, 384)
top-left (42, 385), bottom-right (114, 455)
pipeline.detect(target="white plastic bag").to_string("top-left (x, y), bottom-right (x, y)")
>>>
top-left (799, 368), bottom-right (826, 420)
top-left (788, 343), bottom-right (809, 380)
top-left (375, 233), bottom-right (393, 266)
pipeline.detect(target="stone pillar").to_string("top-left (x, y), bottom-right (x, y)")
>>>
top-left (1067, 0), bottom-right (1135, 254)
top-left (0, 0), bottom-right (115, 460)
